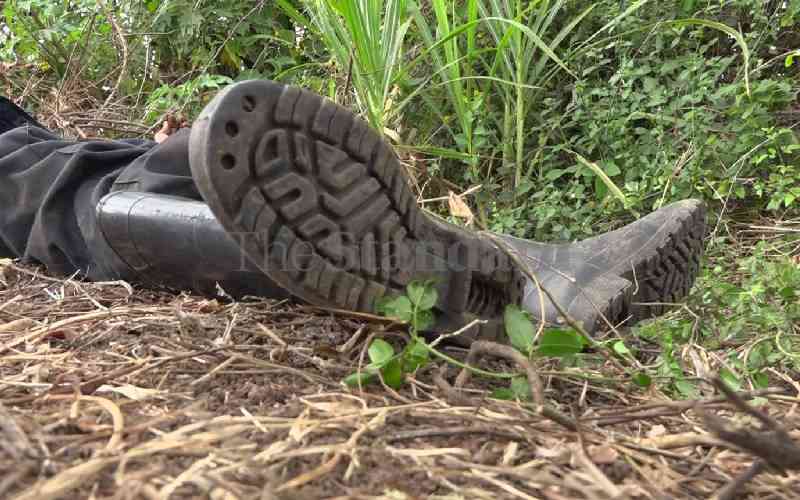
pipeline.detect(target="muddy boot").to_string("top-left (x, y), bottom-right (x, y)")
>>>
top-left (188, 80), bottom-right (528, 338)
top-left (493, 199), bottom-right (707, 338)
top-left (94, 190), bottom-right (291, 300)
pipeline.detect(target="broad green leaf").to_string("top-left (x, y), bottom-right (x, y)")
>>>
top-left (632, 372), bottom-right (652, 388)
top-left (594, 175), bottom-right (608, 200)
top-left (779, 286), bottom-right (797, 301)
top-left (376, 295), bottom-right (414, 323)
top-left (504, 305), bottom-right (535, 355)
top-left (406, 281), bottom-right (438, 310)
top-left (415, 309), bottom-right (435, 332)
top-left (403, 339), bottom-right (430, 372)
top-left (382, 358), bottom-right (404, 389)
top-left (537, 328), bottom-right (583, 358)
top-left (368, 339), bottom-right (395, 367)
top-left (603, 161), bottom-right (621, 177)
top-left (344, 372), bottom-right (376, 387)
top-left (753, 372), bottom-right (769, 389)
top-left (613, 341), bottom-right (631, 356)
top-left (674, 379), bottom-right (699, 399)
top-left (719, 368), bottom-right (741, 391)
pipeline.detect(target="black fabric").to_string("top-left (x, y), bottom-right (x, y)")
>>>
top-left (0, 124), bottom-right (200, 279)
top-left (0, 97), bottom-right (45, 134)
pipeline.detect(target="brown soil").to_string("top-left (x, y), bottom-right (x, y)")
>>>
top-left (1, 260), bottom-right (799, 500)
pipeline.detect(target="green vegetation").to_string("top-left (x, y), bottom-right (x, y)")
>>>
top-left (1, 0), bottom-right (798, 398)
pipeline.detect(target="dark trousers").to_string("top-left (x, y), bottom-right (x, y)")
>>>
top-left (0, 125), bottom-right (200, 279)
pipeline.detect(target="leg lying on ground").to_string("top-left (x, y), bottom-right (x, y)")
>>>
top-left (1, 81), bottom-right (707, 341)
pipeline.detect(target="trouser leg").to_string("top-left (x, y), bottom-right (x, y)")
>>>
top-left (0, 125), bottom-right (154, 278)
top-left (98, 128), bottom-right (289, 298)
top-left (0, 123), bottom-right (288, 299)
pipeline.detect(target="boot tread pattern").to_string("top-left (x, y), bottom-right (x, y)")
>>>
top-left (624, 204), bottom-right (706, 321)
top-left (194, 80), bottom-right (525, 321)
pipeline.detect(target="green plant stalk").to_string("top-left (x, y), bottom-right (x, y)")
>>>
top-left (515, 62), bottom-right (524, 189)
top-left (426, 344), bottom-right (516, 380)
top-left (417, 0), bottom-right (473, 163)
top-left (571, 151), bottom-right (628, 207)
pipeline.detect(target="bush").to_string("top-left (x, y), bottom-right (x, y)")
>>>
top-left (1, 0), bottom-right (798, 239)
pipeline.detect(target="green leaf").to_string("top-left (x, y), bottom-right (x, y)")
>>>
top-left (779, 286), bottom-right (797, 301)
top-left (668, 19), bottom-right (751, 97)
top-left (510, 377), bottom-right (532, 401)
top-left (632, 372), bottom-right (652, 388)
top-left (402, 339), bottom-right (430, 372)
top-left (415, 309), bottom-right (435, 332)
top-left (537, 328), bottom-right (584, 358)
top-left (603, 161), bottom-right (621, 177)
top-left (674, 379), bottom-right (699, 399)
top-left (382, 358), bottom-right (404, 389)
top-left (594, 175), bottom-right (608, 200)
top-left (344, 372), bottom-right (376, 387)
top-left (406, 281), bottom-right (438, 311)
top-left (753, 371), bottom-right (769, 389)
top-left (719, 368), bottom-right (741, 391)
top-left (612, 340), bottom-right (631, 356)
top-left (368, 339), bottom-right (395, 367)
top-left (571, 151), bottom-right (628, 207)
top-left (545, 168), bottom-right (566, 181)
top-left (504, 305), bottom-right (535, 355)
top-left (376, 296), bottom-right (414, 323)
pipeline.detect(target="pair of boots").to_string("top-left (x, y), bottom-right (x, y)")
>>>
top-left (95, 80), bottom-right (706, 344)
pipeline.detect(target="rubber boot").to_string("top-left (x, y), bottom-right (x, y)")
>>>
top-left (186, 79), bottom-right (707, 343)
top-left (493, 199), bottom-right (706, 338)
top-left (188, 79), bottom-right (528, 339)
top-left (95, 190), bottom-right (291, 300)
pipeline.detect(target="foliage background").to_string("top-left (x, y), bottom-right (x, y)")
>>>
top-left (2, 0), bottom-right (797, 236)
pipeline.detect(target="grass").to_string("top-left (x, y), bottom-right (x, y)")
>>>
top-left (301, 0), bottom-right (411, 133)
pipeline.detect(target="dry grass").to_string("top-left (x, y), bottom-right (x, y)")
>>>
top-left (1, 258), bottom-right (799, 500)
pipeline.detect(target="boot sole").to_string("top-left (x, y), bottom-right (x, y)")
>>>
top-left (618, 200), bottom-right (707, 323)
top-left (188, 80), bottom-right (526, 331)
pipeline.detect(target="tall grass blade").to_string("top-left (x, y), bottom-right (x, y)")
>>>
top-left (303, 0), bottom-right (410, 130)
top-left (668, 18), bottom-right (751, 97)
top-left (571, 151), bottom-right (628, 207)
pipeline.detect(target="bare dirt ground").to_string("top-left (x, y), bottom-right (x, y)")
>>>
top-left (1, 259), bottom-right (799, 500)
